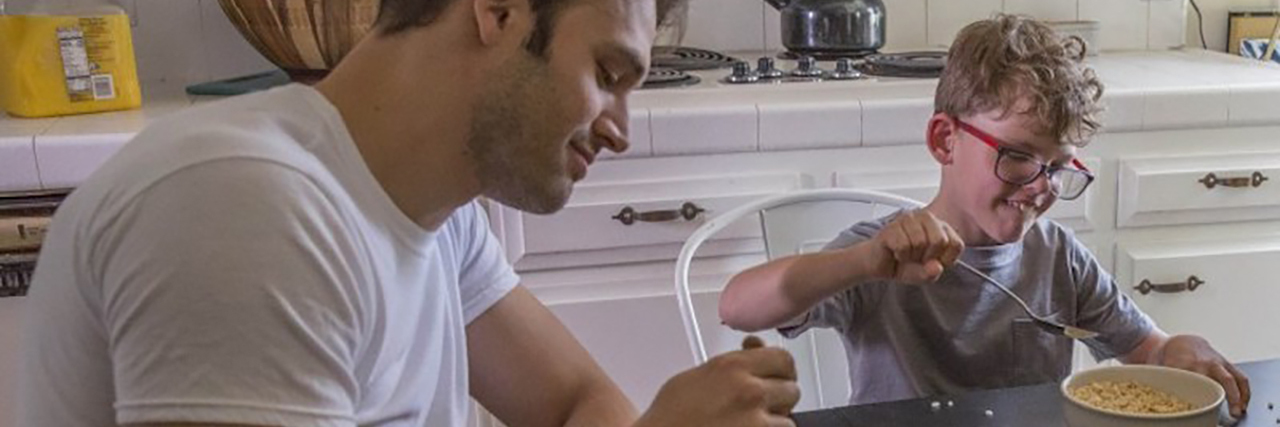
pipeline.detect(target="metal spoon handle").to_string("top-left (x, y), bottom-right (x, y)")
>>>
top-left (953, 261), bottom-right (1039, 319)
top-left (953, 260), bottom-right (1100, 340)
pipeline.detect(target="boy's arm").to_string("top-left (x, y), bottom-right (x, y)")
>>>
top-left (719, 243), bottom-right (881, 332)
top-left (1120, 331), bottom-right (1251, 418)
top-left (719, 210), bottom-right (964, 332)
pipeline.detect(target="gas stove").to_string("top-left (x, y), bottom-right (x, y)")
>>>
top-left (641, 47), bottom-right (946, 91)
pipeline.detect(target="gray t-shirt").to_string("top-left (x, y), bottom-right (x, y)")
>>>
top-left (779, 214), bottom-right (1155, 405)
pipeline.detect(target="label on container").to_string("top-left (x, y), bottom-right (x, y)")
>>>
top-left (57, 17), bottom-right (119, 103)
top-left (0, 14), bottom-right (140, 117)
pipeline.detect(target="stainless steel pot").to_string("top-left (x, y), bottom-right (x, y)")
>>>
top-left (764, 0), bottom-right (886, 53)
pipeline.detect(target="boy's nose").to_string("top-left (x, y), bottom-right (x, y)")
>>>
top-left (1026, 172), bottom-right (1053, 195)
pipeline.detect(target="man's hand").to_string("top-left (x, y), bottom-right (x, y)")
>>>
top-left (1155, 335), bottom-right (1251, 418)
top-left (635, 336), bottom-right (801, 427)
top-left (864, 209), bottom-right (964, 283)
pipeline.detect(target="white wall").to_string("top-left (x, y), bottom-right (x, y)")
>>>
top-left (119, 0), bottom-right (275, 86)
top-left (1184, 0), bottom-right (1275, 50)
top-left (116, 0), bottom-right (1279, 87)
top-left (681, 0), bottom-right (1191, 53)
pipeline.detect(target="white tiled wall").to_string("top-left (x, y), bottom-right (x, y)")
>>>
top-left (122, 0), bottom-right (275, 86)
top-left (1079, 0), bottom-right (1151, 51)
top-left (124, 0), bottom-right (1193, 86)
top-left (1182, 0), bottom-right (1273, 51)
top-left (683, 0), bottom-right (1190, 53)
top-left (925, 0), bottom-right (1004, 47)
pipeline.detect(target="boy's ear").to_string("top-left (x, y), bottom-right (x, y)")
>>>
top-left (927, 113), bottom-right (958, 166)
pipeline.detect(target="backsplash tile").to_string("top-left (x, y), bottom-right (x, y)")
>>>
top-left (1003, 0), bottom-right (1079, 22)
top-left (764, 6), bottom-right (784, 51)
top-left (925, 0), bottom-right (1003, 47)
top-left (199, 0), bottom-right (276, 82)
top-left (128, 0), bottom-right (1188, 87)
top-left (1071, 0), bottom-right (1149, 51)
top-left (1147, 0), bottom-right (1188, 50)
top-left (885, 0), bottom-right (929, 51)
top-left (682, 0), bottom-right (767, 51)
top-left (130, 0), bottom-right (273, 86)
top-left (133, 0), bottom-right (207, 84)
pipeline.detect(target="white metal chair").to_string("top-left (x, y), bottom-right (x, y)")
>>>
top-left (673, 188), bottom-right (925, 409)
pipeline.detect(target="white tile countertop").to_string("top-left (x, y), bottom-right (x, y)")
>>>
top-left (4, 49), bottom-right (1280, 192)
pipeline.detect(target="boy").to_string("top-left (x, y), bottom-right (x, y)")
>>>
top-left (718, 14), bottom-right (1251, 418)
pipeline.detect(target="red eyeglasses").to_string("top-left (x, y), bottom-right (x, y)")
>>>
top-left (955, 119), bottom-right (1094, 201)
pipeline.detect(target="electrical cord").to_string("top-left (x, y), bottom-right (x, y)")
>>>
top-left (1190, 0), bottom-right (1208, 49)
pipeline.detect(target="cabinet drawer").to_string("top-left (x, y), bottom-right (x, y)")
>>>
top-left (1118, 152), bottom-right (1280, 228)
top-left (832, 161), bottom-right (1099, 232)
top-left (1115, 234), bottom-right (1280, 362)
top-left (547, 286), bottom-right (833, 412)
top-left (490, 172), bottom-right (808, 271)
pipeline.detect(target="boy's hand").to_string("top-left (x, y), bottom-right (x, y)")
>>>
top-left (635, 336), bottom-right (801, 427)
top-left (1156, 335), bottom-right (1251, 418)
top-left (866, 210), bottom-right (965, 283)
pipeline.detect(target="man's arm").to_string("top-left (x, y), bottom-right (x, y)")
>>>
top-left (467, 285), bottom-right (637, 427)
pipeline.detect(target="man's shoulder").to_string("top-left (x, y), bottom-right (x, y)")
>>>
top-left (64, 87), bottom-right (346, 226)
top-left (99, 87), bottom-right (334, 188)
top-left (139, 86), bottom-right (327, 162)
top-left (439, 201), bottom-right (490, 245)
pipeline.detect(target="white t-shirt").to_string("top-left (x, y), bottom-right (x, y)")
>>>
top-left (18, 85), bottom-right (519, 427)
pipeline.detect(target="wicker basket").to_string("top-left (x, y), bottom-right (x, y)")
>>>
top-left (217, 0), bottom-right (380, 82)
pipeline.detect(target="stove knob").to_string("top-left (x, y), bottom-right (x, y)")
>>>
top-left (829, 58), bottom-right (865, 80)
top-left (756, 57), bottom-right (785, 79)
top-left (722, 61), bottom-right (760, 84)
top-left (791, 56), bottom-right (824, 78)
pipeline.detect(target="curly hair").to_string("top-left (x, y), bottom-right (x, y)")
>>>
top-left (935, 14), bottom-right (1104, 146)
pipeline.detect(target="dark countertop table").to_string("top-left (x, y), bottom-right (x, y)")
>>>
top-left (794, 358), bottom-right (1280, 427)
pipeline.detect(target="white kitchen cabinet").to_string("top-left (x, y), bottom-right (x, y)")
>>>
top-left (467, 282), bottom-right (850, 427)
top-left (545, 282), bottom-right (843, 413)
top-left (1118, 151), bottom-right (1280, 228)
top-left (1115, 232), bottom-right (1280, 363)
top-left (489, 172), bottom-right (811, 273)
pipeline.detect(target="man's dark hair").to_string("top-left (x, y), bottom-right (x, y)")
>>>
top-left (376, 0), bottom-right (683, 56)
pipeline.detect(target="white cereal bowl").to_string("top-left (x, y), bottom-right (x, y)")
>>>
top-left (1061, 365), bottom-right (1225, 427)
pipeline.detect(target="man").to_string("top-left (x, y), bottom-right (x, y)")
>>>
top-left (16, 0), bottom-right (802, 425)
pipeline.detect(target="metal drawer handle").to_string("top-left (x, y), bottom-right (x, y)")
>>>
top-left (611, 202), bottom-right (706, 226)
top-left (1134, 276), bottom-right (1204, 295)
top-left (1198, 171), bottom-right (1269, 189)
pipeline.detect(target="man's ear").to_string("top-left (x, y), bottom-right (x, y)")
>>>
top-left (926, 113), bottom-right (959, 166)
top-left (473, 0), bottom-right (532, 46)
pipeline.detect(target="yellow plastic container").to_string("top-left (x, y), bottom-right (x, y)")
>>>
top-left (0, 6), bottom-right (141, 118)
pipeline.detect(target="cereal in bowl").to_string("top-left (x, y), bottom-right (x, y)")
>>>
top-left (1069, 381), bottom-right (1194, 414)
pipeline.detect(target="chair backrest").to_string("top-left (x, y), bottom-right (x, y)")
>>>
top-left (673, 188), bottom-right (925, 409)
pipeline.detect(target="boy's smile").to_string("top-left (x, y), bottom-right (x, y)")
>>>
top-left (930, 101), bottom-right (1084, 246)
